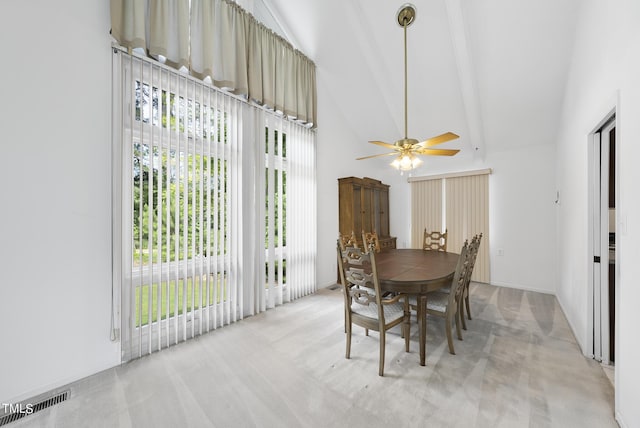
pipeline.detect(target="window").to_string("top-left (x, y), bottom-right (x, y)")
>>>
top-left (113, 48), bottom-right (317, 361)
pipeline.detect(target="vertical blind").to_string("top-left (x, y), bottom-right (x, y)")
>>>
top-left (113, 48), bottom-right (316, 361)
top-left (410, 170), bottom-right (490, 283)
top-left (285, 116), bottom-right (317, 301)
top-left (445, 175), bottom-right (490, 283)
top-left (260, 113), bottom-right (317, 308)
top-left (410, 179), bottom-right (443, 248)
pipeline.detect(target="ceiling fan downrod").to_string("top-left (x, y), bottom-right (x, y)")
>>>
top-left (397, 4), bottom-right (416, 143)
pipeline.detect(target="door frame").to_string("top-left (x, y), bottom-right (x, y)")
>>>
top-left (587, 109), bottom-right (616, 365)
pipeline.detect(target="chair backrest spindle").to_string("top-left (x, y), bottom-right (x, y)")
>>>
top-left (338, 231), bottom-right (359, 251)
top-left (423, 228), bottom-right (448, 251)
top-left (362, 231), bottom-right (381, 253)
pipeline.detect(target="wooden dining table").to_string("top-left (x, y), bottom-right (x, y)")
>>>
top-left (375, 249), bottom-right (460, 366)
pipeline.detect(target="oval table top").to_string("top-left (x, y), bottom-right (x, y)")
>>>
top-left (375, 249), bottom-right (460, 294)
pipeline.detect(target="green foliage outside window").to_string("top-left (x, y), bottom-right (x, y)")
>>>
top-left (133, 144), bottom-right (228, 265)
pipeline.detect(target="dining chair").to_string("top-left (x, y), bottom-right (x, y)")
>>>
top-left (338, 233), bottom-right (360, 333)
top-left (362, 231), bottom-right (381, 253)
top-left (460, 233), bottom-right (482, 329)
top-left (338, 231), bottom-right (359, 251)
top-left (423, 228), bottom-right (448, 251)
top-left (338, 233), bottom-right (364, 334)
top-left (337, 242), bottom-right (411, 376)
top-left (409, 240), bottom-right (470, 354)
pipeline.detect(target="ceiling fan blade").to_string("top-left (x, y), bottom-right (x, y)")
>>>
top-left (416, 132), bottom-right (460, 148)
top-left (356, 152), bottom-right (399, 160)
top-left (368, 140), bottom-right (398, 150)
top-left (414, 148), bottom-right (460, 156)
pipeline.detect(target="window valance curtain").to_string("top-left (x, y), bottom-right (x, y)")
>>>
top-left (110, 0), bottom-right (317, 127)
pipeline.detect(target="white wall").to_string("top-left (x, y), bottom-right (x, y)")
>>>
top-left (555, 0), bottom-right (640, 425)
top-left (486, 145), bottom-right (558, 293)
top-left (0, 0), bottom-right (118, 403)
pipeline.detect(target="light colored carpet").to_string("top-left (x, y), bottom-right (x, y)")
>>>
top-left (11, 283), bottom-right (615, 427)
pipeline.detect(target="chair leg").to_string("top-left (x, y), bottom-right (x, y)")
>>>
top-left (465, 295), bottom-right (472, 320)
top-left (458, 298), bottom-right (467, 330)
top-left (445, 317), bottom-right (455, 355)
top-left (365, 328), bottom-right (369, 336)
top-left (404, 315), bottom-right (410, 352)
top-left (379, 331), bottom-right (386, 376)
top-left (346, 322), bottom-right (352, 359)
top-left (455, 311), bottom-right (463, 341)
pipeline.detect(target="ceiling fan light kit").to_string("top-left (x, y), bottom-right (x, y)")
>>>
top-left (357, 3), bottom-right (460, 173)
top-left (391, 153), bottom-right (423, 171)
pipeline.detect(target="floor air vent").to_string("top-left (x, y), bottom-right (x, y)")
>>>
top-left (327, 284), bottom-right (341, 291)
top-left (0, 390), bottom-right (70, 426)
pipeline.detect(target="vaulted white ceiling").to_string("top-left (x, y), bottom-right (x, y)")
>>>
top-left (262, 0), bottom-right (581, 162)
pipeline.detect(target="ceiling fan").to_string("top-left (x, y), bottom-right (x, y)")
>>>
top-left (357, 3), bottom-right (460, 172)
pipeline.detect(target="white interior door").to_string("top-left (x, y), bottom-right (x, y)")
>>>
top-left (591, 131), bottom-right (602, 361)
top-left (591, 118), bottom-right (614, 364)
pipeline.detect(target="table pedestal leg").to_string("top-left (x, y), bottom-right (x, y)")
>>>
top-left (418, 295), bottom-right (427, 366)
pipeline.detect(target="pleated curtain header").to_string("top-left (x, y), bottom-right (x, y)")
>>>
top-left (110, 0), bottom-right (317, 127)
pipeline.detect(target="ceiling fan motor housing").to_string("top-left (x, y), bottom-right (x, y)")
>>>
top-left (397, 4), bottom-right (417, 27)
top-left (395, 138), bottom-right (420, 148)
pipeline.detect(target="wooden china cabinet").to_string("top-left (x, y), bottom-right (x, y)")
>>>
top-left (338, 176), bottom-right (397, 251)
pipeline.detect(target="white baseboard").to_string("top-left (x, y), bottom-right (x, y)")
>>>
top-left (4, 360), bottom-right (119, 405)
top-left (489, 280), bottom-right (555, 295)
top-left (319, 281), bottom-right (338, 289)
top-left (615, 411), bottom-right (627, 428)
top-left (555, 291), bottom-right (589, 358)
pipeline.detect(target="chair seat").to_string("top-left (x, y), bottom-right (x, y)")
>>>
top-left (351, 301), bottom-right (406, 322)
top-left (408, 291), bottom-right (450, 313)
top-left (426, 292), bottom-right (449, 313)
